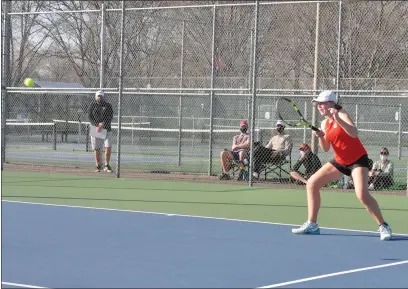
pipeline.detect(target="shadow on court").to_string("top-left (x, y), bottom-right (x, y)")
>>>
top-left (3, 195), bottom-right (408, 213)
top-left (320, 233), bottom-right (408, 240)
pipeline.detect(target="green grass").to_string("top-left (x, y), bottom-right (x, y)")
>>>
top-left (2, 171), bottom-right (408, 234)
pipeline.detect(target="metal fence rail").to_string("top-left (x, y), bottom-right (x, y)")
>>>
top-left (2, 1), bottom-right (408, 191)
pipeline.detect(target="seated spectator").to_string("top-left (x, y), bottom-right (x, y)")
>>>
top-left (290, 143), bottom-right (322, 185)
top-left (219, 120), bottom-right (251, 180)
top-left (368, 147), bottom-right (394, 190)
top-left (252, 120), bottom-right (293, 180)
top-left (346, 158), bottom-right (373, 189)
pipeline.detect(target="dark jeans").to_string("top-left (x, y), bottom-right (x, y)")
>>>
top-left (253, 146), bottom-right (285, 174)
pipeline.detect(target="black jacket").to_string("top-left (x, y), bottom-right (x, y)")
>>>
top-left (87, 100), bottom-right (113, 132)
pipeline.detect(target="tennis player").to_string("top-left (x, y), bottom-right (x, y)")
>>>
top-left (292, 90), bottom-right (392, 241)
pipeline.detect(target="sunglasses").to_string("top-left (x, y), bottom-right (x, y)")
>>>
top-left (380, 152), bottom-right (389, 155)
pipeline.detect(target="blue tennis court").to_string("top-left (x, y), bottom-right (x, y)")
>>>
top-left (2, 201), bottom-right (408, 288)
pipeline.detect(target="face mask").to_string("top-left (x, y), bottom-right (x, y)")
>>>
top-left (380, 155), bottom-right (388, 162)
top-left (240, 127), bottom-right (247, 133)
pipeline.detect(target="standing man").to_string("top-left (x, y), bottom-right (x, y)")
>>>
top-left (88, 90), bottom-right (113, 172)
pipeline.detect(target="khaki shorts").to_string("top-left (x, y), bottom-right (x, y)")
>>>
top-left (91, 131), bottom-right (112, 150)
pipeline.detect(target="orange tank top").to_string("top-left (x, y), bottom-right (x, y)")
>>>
top-left (325, 119), bottom-right (367, 165)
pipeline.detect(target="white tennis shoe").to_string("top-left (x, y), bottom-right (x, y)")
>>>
top-left (379, 223), bottom-right (392, 241)
top-left (292, 221), bottom-right (320, 235)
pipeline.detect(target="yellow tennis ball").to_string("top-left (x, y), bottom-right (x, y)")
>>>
top-left (24, 78), bottom-right (35, 87)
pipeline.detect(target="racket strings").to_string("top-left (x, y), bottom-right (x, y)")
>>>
top-left (277, 99), bottom-right (303, 126)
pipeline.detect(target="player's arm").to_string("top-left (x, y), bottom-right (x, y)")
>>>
top-left (379, 162), bottom-right (394, 177)
top-left (332, 109), bottom-right (358, 138)
top-left (283, 135), bottom-right (293, 156)
top-left (291, 156), bottom-right (304, 172)
top-left (99, 103), bottom-right (114, 129)
top-left (235, 137), bottom-right (250, 150)
top-left (316, 119), bottom-right (330, 152)
top-left (265, 136), bottom-right (274, 150)
top-left (231, 135), bottom-right (238, 151)
top-left (369, 161), bottom-right (379, 177)
top-left (87, 103), bottom-right (98, 126)
top-left (107, 103), bottom-right (114, 122)
top-left (103, 103), bottom-right (114, 127)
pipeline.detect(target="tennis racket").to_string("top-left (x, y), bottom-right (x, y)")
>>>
top-left (276, 97), bottom-right (320, 131)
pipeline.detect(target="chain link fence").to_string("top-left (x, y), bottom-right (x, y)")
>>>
top-left (2, 1), bottom-right (408, 192)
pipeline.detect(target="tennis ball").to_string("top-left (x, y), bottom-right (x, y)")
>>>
top-left (24, 78), bottom-right (35, 87)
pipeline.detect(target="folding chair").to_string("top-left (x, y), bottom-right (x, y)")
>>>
top-left (231, 159), bottom-right (249, 181)
top-left (220, 150), bottom-right (249, 181)
top-left (261, 149), bottom-right (292, 183)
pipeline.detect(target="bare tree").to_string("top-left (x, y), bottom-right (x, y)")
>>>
top-left (8, 1), bottom-right (52, 86)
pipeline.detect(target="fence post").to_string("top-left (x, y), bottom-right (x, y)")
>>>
top-left (1, 0), bottom-right (11, 170)
top-left (177, 19), bottom-right (185, 166)
top-left (248, 0), bottom-right (260, 186)
top-left (131, 116), bottom-right (134, 146)
top-left (85, 124), bottom-right (90, 152)
top-left (99, 3), bottom-right (106, 89)
top-left (53, 122), bottom-right (57, 150)
top-left (398, 104), bottom-right (402, 160)
top-left (303, 100), bottom-right (307, 143)
top-left (335, 0), bottom-right (343, 92)
top-left (78, 120), bottom-right (81, 144)
top-left (310, 2), bottom-right (321, 155)
top-left (208, 4), bottom-right (217, 176)
top-left (115, 0), bottom-right (126, 178)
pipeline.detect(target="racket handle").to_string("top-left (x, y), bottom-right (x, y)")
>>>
top-left (310, 125), bottom-right (320, 132)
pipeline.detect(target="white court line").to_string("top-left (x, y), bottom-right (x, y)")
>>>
top-left (257, 260), bottom-right (408, 288)
top-left (2, 200), bottom-right (408, 236)
top-left (1, 282), bottom-right (49, 288)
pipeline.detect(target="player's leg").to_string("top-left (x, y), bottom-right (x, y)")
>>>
top-left (306, 162), bottom-right (343, 223)
top-left (252, 146), bottom-right (269, 179)
top-left (351, 167), bottom-right (392, 240)
top-left (290, 171), bottom-right (307, 184)
top-left (219, 150), bottom-right (233, 180)
top-left (91, 136), bottom-right (103, 172)
top-left (292, 162), bottom-right (343, 234)
top-left (235, 150), bottom-right (249, 181)
top-left (220, 150), bottom-right (233, 172)
top-left (103, 132), bottom-right (112, 172)
top-left (237, 150), bottom-right (249, 166)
